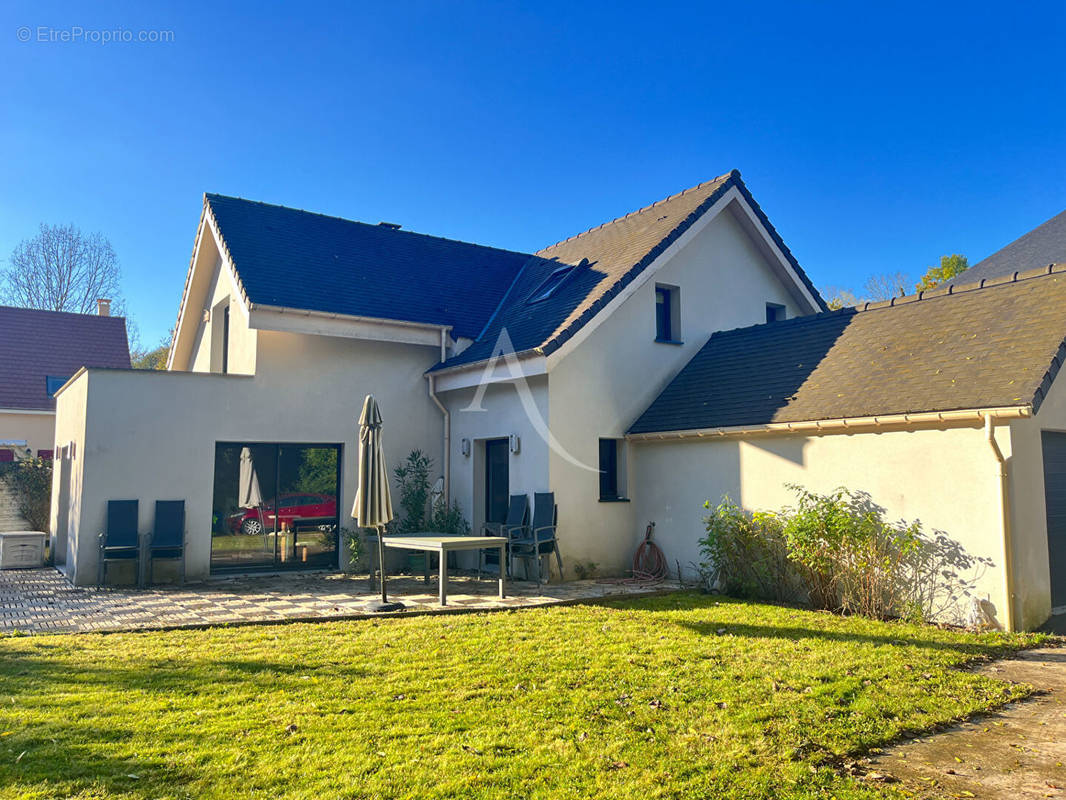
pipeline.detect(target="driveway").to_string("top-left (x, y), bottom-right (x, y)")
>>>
top-left (869, 646), bottom-right (1066, 798)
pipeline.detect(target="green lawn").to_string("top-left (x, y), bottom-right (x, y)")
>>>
top-left (0, 593), bottom-right (1045, 800)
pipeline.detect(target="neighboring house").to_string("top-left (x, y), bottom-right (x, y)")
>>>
top-left (945, 207), bottom-right (1066, 286)
top-left (0, 303), bottom-right (130, 461)
top-left (48, 171), bottom-right (1066, 631)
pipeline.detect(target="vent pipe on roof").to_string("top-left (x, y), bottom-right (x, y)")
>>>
top-left (378, 222), bottom-right (401, 230)
top-left (97, 298), bottom-right (111, 317)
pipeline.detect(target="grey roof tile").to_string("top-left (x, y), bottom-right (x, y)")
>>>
top-left (630, 265), bottom-right (1066, 433)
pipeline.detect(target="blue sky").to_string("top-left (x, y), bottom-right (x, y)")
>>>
top-left (2, 1), bottom-right (1064, 347)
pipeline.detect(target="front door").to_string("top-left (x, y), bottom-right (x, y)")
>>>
top-left (1042, 431), bottom-right (1066, 609)
top-left (484, 439), bottom-right (509, 567)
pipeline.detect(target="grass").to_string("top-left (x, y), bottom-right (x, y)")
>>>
top-left (0, 593), bottom-right (1046, 800)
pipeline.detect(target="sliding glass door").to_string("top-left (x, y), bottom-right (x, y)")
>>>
top-left (211, 442), bottom-right (341, 573)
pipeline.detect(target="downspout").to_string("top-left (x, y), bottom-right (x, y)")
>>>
top-left (984, 414), bottom-right (1017, 632)
top-left (428, 327), bottom-right (450, 502)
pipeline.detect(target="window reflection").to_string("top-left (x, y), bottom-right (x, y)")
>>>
top-left (211, 443), bottom-right (340, 572)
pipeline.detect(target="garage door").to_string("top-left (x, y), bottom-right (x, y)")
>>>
top-left (1041, 431), bottom-right (1066, 609)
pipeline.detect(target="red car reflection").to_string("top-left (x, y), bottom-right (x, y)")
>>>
top-left (228, 493), bottom-right (337, 535)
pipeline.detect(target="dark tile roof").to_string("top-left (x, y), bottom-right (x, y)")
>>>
top-left (432, 170), bottom-right (826, 371)
top-left (630, 265), bottom-right (1066, 434)
top-left (204, 194), bottom-right (533, 339)
top-left (0, 306), bottom-right (131, 411)
top-left (945, 208), bottom-right (1066, 287)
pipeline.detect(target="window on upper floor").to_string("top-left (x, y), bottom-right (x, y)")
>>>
top-left (655, 284), bottom-right (681, 343)
top-left (527, 266), bottom-right (574, 304)
top-left (766, 303), bottom-right (786, 323)
top-left (598, 438), bottom-right (628, 501)
top-left (45, 375), bottom-right (71, 398)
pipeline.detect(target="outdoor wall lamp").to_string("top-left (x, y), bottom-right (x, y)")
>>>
top-left (509, 434), bottom-right (520, 455)
top-left (460, 438), bottom-right (471, 457)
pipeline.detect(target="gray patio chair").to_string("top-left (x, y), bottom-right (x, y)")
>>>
top-left (479, 494), bottom-right (528, 578)
top-left (98, 499), bottom-right (141, 586)
top-left (509, 492), bottom-right (562, 587)
top-left (148, 500), bottom-right (186, 585)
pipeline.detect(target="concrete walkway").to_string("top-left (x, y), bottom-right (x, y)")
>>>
top-left (869, 646), bottom-right (1066, 798)
top-left (0, 568), bottom-right (677, 634)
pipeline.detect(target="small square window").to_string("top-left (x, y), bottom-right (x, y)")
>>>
top-left (598, 438), bottom-right (627, 501)
top-left (766, 303), bottom-right (786, 323)
top-left (45, 375), bottom-right (71, 397)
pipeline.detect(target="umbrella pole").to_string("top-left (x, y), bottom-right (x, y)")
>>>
top-left (377, 525), bottom-right (387, 604)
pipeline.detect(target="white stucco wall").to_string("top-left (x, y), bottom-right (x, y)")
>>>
top-left (186, 254), bottom-right (257, 375)
top-left (629, 423), bottom-right (1013, 627)
top-left (0, 411), bottom-right (56, 457)
top-left (546, 201), bottom-right (810, 575)
top-left (443, 376), bottom-right (550, 537)
top-left (53, 330), bottom-right (443, 585)
top-left (1006, 370), bottom-right (1066, 628)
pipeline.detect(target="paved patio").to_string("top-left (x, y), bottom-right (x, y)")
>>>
top-left (0, 568), bottom-right (679, 634)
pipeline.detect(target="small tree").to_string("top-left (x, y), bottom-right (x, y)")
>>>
top-left (863, 272), bottom-right (910, 302)
top-left (916, 254), bottom-right (968, 292)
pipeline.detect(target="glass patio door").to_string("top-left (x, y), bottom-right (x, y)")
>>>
top-left (211, 442), bottom-right (341, 573)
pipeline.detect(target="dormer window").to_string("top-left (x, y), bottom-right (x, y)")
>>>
top-left (527, 266), bottom-right (573, 304)
top-left (766, 303), bottom-right (786, 323)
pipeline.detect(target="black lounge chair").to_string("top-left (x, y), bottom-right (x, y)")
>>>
top-left (479, 494), bottom-right (529, 577)
top-left (149, 500), bottom-right (186, 585)
top-left (509, 492), bottom-right (563, 586)
top-left (98, 499), bottom-right (141, 586)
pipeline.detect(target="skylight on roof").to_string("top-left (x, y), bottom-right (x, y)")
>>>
top-left (527, 266), bottom-right (573, 304)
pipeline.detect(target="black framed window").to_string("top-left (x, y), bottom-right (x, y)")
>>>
top-left (221, 306), bottom-right (230, 373)
top-left (599, 438), bottom-right (620, 500)
top-left (766, 303), bottom-right (786, 323)
top-left (655, 287), bottom-right (672, 341)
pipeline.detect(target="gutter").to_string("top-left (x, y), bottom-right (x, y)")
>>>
top-left (626, 406), bottom-right (1032, 441)
top-left (427, 328), bottom-right (451, 502)
top-left (984, 413), bottom-right (1017, 632)
top-left (250, 303), bottom-right (454, 336)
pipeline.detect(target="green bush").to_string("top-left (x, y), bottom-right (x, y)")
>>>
top-left (393, 450), bottom-right (432, 533)
top-left (701, 486), bottom-right (986, 623)
top-left (699, 497), bottom-right (801, 603)
top-left (1, 458), bottom-right (52, 532)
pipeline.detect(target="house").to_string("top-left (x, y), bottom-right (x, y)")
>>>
top-left (0, 303), bottom-right (130, 461)
top-left (48, 171), bottom-right (1066, 630)
top-left (945, 207), bottom-right (1066, 286)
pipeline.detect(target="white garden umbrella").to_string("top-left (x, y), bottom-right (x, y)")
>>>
top-left (352, 395), bottom-right (395, 605)
top-left (238, 447), bottom-right (263, 508)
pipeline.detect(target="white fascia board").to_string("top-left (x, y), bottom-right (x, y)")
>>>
top-left (0, 408), bottom-right (56, 417)
top-left (167, 209), bottom-right (252, 370)
top-left (728, 194), bottom-right (822, 313)
top-left (248, 305), bottom-right (449, 348)
top-left (545, 188), bottom-right (738, 368)
top-left (431, 353), bottom-right (547, 393)
top-left (167, 207), bottom-right (208, 371)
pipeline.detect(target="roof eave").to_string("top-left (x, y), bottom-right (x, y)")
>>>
top-left (627, 405), bottom-right (1033, 441)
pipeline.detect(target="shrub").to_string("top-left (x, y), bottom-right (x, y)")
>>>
top-left (699, 497), bottom-right (801, 603)
top-left (393, 450), bottom-right (432, 533)
top-left (1, 458), bottom-right (52, 532)
top-left (700, 486), bottom-right (988, 624)
top-left (429, 497), bottom-right (470, 536)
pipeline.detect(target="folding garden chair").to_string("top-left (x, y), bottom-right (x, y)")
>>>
top-left (479, 494), bottom-right (529, 578)
top-left (509, 492), bottom-right (562, 587)
top-left (149, 500), bottom-right (186, 585)
top-left (97, 499), bottom-right (141, 586)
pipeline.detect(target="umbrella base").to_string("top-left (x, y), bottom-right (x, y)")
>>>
top-left (368, 601), bottom-right (406, 613)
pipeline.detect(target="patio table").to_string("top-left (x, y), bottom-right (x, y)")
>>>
top-left (379, 532), bottom-right (506, 605)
